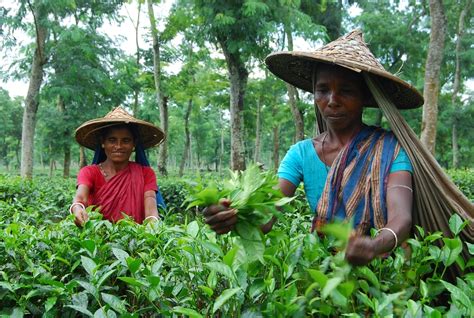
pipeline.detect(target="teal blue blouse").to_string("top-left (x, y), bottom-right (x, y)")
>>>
top-left (278, 139), bottom-right (413, 213)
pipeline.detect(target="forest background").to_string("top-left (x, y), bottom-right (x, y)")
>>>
top-left (0, 0), bottom-right (473, 179)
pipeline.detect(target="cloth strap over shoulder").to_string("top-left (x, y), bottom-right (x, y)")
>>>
top-left (364, 74), bottom-right (473, 277)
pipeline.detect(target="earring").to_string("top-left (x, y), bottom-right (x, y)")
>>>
top-left (132, 147), bottom-right (136, 151)
top-left (101, 144), bottom-right (105, 148)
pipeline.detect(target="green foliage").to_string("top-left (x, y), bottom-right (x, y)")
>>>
top-left (188, 164), bottom-right (294, 223)
top-left (446, 168), bottom-right (474, 200)
top-left (0, 174), bottom-right (473, 316)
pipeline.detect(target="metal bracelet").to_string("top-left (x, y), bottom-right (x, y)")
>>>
top-left (376, 227), bottom-right (398, 252)
top-left (144, 215), bottom-right (160, 222)
top-left (387, 184), bottom-right (413, 193)
top-left (69, 202), bottom-right (86, 215)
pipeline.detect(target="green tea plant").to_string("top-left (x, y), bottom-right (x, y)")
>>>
top-left (0, 172), bottom-right (473, 317)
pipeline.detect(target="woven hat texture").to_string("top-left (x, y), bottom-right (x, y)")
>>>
top-left (75, 106), bottom-right (165, 150)
top-left (265, 29), bottom-right (423, 109)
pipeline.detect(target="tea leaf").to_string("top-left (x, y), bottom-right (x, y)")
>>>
top-left (204, 262), bottom-right (235, 281)
top-left (448, 214), bottom-right (466, 236)
top-left (112, 248), bottom-right (129, 264)
top-left (198, 285), bottom-right (214, 297)
top-left (77, 280), bottom-right (99, 298)
top-left (101, 292), bottom-right (126, 313)
top-left (307, 269), bottom-right (328, 287)
top-left (322, 276), bottom-right (343, 299)
top-left (223, 245), bottom-right (239, 268)
top-left (66, 305), bottom-right (93, 317)
top-left (320, 222), bottom-right (352, 246)
top-left (186, 221), bottom-right (200, 238)
top-left (45, 296), bottom-right (57, 312)
top-left (441, 237), bottom-right (463, 267)
top-left (440, 281), bottom-right (472, 310)
top-left (466, 242), bottom-right (474, 255)
top-left (212, 287), bottom-right (241, 313)
top-left (126, 257), bottom-right (142, 274)
top-left (81, 256), bottom-right (97, 276)
top-left (356, 267), bottom-right (380, 289)
top-left (173, 307), bottom-right (204, 318)
top-left (118, 276), bottom-right (147, 287)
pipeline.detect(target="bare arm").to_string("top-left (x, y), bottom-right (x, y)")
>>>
top-left (345, 171), bottom-right (413, 265)
top-left (72, 184), bottom-right (90, 226)
top-left (373, 170), bottom-right (413, 254)
top-left (144, 190), bottom-right (160, 222)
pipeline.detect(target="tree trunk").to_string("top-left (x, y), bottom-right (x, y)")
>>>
top-left (219, 111), bottom-right (224, 172)
top-left (272, 105), bottom-right (280, 172)
top-left (451, 0), bottom-right (472, 168)
top-left (129, 1), bottom-right (141, 116)
top-left (158, 96), bottom-right (168, 176)
top-left (420, 0), bottom-right (446, 154)
top-left (179, 98), bottom-right (193, 177)
top-left (147, 0), bottom-right (168, 176)
top-left (56, 95), bottom-right (71, 178)
top-left (452, 122), bottom-right (459, 167)
top-left (254, 96), bottom-right (262, 163)
top-left (63, 145), bottom-right (71, 178)
top-left (49, 144), bottom-right (54, 177)
top-left (285, 25), bottom-right (304, 141)
top-left (20, 5), bottom-right (48, 179)
top-left (219, 38), bottom-right (248, 171)
top-left (79, 146), bottom-right (87, 168)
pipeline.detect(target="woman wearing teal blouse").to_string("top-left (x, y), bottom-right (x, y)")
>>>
top-left (204, 30), bottom-right (424, 266)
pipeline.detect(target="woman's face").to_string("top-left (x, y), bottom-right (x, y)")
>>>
top-left (314, 64), bottom-right (367, 131)
top-left (102, 127), bottom-right (135, 164)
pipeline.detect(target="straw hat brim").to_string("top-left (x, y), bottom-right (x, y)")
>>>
top-left (75, 117), bottom-right (165, 150)
top-left (265, 51), bottom-right (424, 109)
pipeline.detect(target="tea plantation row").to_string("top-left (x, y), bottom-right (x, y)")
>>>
top-left (0, 171), bottom-right (473, 317)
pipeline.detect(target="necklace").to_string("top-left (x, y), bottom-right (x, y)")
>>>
top-left (321, 132), bottom-right (330, 173)
top-left (98, 163), bottom-right (108, 178)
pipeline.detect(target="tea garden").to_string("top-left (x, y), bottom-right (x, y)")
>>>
top-left (0, 168), bottom-right (473, 317)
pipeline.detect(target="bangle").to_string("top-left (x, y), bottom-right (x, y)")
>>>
top-left (376, 227), bottom-right (398, 252)
top-left (387, 184), bottom-right (413, 193)
top-left (69, 202), bottom-right (86, 215)
top-left (144, 215), bottom-right (160, 222)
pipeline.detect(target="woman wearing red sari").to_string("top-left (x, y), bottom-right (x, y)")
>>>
top-left (70, 107), bottom-right (165, 226)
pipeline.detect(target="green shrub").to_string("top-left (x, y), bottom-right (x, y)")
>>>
top-left (447, 168), bottom-right (474, 200)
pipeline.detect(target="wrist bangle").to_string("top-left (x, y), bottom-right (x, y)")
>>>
top-left (69, 202), bottom-right (86, 215)
top-left (144, 215), bottom-right (160, 222)
top-left (376, 227), bottom-right (398, 253)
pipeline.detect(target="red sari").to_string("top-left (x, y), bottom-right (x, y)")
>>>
top-left (77, 162), bottom-right (157, 223)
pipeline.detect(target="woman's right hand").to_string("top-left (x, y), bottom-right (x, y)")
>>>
top-left (203, 199), bottom-right (237, 234)
top-left (73, 208), bottom-right (89, 227)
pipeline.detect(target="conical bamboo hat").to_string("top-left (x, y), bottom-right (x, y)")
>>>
top-left (265, 29), bottom-right (423, 109)
top-left (75, 106), bottom-right (165, 150)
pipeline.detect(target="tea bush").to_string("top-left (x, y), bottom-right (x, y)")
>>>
top-left (0, 171), bottom-right (473, 317)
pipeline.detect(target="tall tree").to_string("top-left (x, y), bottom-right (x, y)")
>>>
top-left (3, 1), bottom-right (123, 177)
top-left (187, 0), bottom-right (277, 170)
top-left (420, 0), bottom-right (447, 154)
top-left (147, 0), bottom-right (168, 176)
top-left (451, 0), bottom-right (472, 168)
top-left (125, 1), bottom-right (143, 116)
top-left (20, 1), bottom-right (48, 178)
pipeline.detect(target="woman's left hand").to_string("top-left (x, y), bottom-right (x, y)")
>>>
top-left (345, 234), bottom-right (377, 266)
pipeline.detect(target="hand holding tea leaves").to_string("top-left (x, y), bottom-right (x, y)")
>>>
top-left (203, 198), bottom-right (238, 234)
top-left (188, 164), bottom-right (295, 237)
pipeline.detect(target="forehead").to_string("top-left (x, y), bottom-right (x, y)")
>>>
top-left (104, 126), bottom-right (134, 138)
top-left (315, 64), bottom-right (363, 84)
